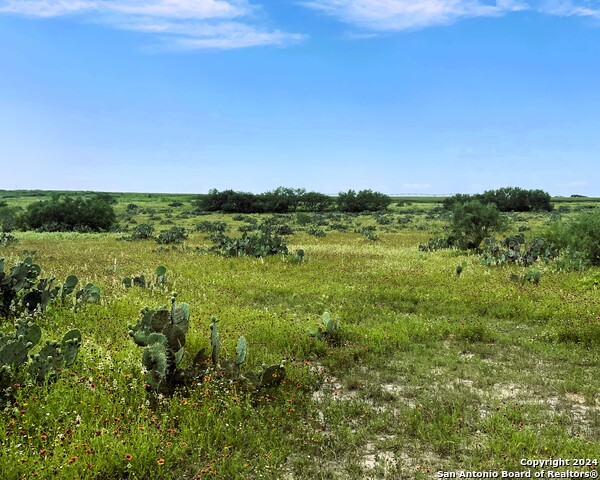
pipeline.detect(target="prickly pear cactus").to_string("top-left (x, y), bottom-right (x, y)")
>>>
top-left (236, 336), bottom-right (247, 366)
top-left (15, 317), bottom-right (42, 348)
top-left (210, 317), bottom-right (220, 366)
top-left (61, 329), bottom-right (82, 367)
top-left (0, 257), bottom-right (42, 318)
top-left (28, 341), bottom-right (64, 382)
top-left (142, 343), bottom-right (168, 391)
top-left (0, 340), bottom-right (29, 369)
top-left (128, 294), bottom-right (194, 394)
top-left (76, 283), bottom-right (100, 305)
top-left (61, 275), bottom-right (79, 299)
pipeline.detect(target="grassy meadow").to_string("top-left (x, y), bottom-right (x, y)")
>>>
top-left (1, 192), bottom-right (599, 479)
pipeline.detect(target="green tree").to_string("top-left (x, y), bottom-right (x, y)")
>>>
top-left (450, 200), bottom-right (504, 250)
top-left (545, 209), bottom-right (600, 266)
top-left (443, 187), bottom-right (552, 212)
top-left (337, 189), bottom-right (391, 212)
top-left (17, 195), bottom-right (116, 232)
top-left (300, 192), bottom-right (332, 212)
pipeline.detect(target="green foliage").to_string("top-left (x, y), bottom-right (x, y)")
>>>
top-left (0, 204), bottom-right (22, 232)
top-left (156, 226), bottom-right (188, 245)
top-left (443, 187), bottom-right (552, 212)
top-left (480, 235), bottom-right (558, 267)
top-left (17, 194), bottom-right (116, 232)
top-left (419, 237), bottom-right (452, 252)
top-left (195, 220), bottom-right (228, 234)
top-left (123, 266), bottom-right (167, 290)
top-left (579, 271), bottom-right (600, 289)
top-left (0, 316), bottom-right (81, 392)
top-left (76, 283), bottom-right (100, 305)
top-left (212, 319), bottom-right (285, 389)
top-left (307, 311), bottom-right (343, 346)
top-left (210, 228), bottom-right (289, 257)
top-left (0, 257), bottom-right (40, 318)
top-left (306, 226), bottom-right (326, 237)
top-left (195, 187), bottom-right (337, 214)
top-left (292, 249), bottom-right (305, 263)
top-left (128, 298), bottom-right (285, 396)
top-left (300, 191), bottom-right (332, 212)
top-left (544, 208), bottom-right (600, 267)
top-left (0, 232), bottom-right (18, 246)
top-left (0, 257), bottom-right (80, 319)
top-left (129, 223), bottom-right (154, 240)
top-left (449, 200), bottom-right (505, 250)
top-left (510, 268), bottom-right (542, 286)
top-left (128, 294), bottom-right (191, 395)
top-left (355, 226), bottom-right (380, 241)
top-left (337, 189), bottom-right (391, 213)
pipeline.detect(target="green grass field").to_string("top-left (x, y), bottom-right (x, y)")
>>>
top-left (1, 192), bottom-right (599, 479)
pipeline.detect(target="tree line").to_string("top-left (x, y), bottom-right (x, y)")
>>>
top-left (192, 188), bottom-right (392, 214)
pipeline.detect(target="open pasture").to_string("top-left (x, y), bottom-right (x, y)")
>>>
top-left (1, 194), bottom-right (599, 479)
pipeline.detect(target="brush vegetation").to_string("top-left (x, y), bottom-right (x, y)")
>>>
top-left (0, 189), bottom-right (598, 480)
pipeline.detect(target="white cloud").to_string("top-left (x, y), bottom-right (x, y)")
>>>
top-left (301, 0), bottom-right (600, 30)
top-left (301, 0), bottom-right (528, 30)
top-left (0, 0), bottom-right (304, 49)
top-left (535, 0), bottom-right (600, 18)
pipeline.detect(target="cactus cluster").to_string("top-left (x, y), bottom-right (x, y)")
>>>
top-left (307, 311), bottom-right (343, 346)
top-left (128, 299), bottom-right (286, 396)
top-left (209, 319), bottom-right (285, 390)
top-left (127, 293), bottom-right (190, 393)
top-left (75, 283), bottom-right (100, 305)
top-left (123, 266), bottom-right (167, 289)
top-left (0, 316), bottom-right (81, 394)
top-left (481, 235), bottom-right (558, 267)
top-left (0, 257), bottom-right (40, 317)
top-left (1, 257), bottom-right (81, 319)
top-left (510, 268), bottom-right (542, 286)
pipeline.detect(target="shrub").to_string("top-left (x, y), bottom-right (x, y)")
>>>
top-left (0, 205), bottom-right (21, 232)
top-left (443, 187), bottom-right (552, 212)
top-left (450, 200), bottom-right (505, 250)
top-left (300, 192), bottom-right (332, 212)
top-left (480, 235), bottom-right (558, 267)
top-left (156, 226), bottom-right (188, 245)
top-left (195, 220), bottom-right (228, 234)
top-left (337, 189), bottom-right (391, 213)
top-left (211, 228), bottom-right (288, 257)
top-left (129, 224), bottom-right (154, 240)
top-left (17, 195), bottom-right (116, 232)
top-left (545, 209), bottom-right (600, 267)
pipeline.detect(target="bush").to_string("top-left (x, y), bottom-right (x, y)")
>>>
top-left (17, 195), bottom-right (116, 232)
top-left (300, 192), bottom-right (332, 212)
top-left (156, 226), bottom-right (188, 245)
top-left (337, 189), bottom-right (391, 213)
top-left (0, 205), bottom-right (22, 232)
top-left (194, 187), bottom-right (308, 214)
top-left (443, 187), bottom-right (552, 212)
top-left (450, 200), bottom-right (505, 250)
top-left (130, 224), bottom-right (154, 240)
top-left (210, 228), bottom-right (289, 257)
top-left (545, 209), bottom-right (600, 267)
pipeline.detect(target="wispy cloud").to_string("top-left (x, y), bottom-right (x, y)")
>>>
top-left (0, 0), bottom-right (304, 49)
top-left (301, 0), bottom-right (528, 31)
top-left (300, 0), bottom-right (600, 31)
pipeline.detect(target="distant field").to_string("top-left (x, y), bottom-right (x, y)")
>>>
top-left (0, 191), bottom-right (598, 479)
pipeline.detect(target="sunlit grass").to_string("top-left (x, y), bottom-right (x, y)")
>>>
top-left (1, 199), bottom-right (599, 479)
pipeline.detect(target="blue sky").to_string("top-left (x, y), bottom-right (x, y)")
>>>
top-left (0, 0), bottom-right (599, 196)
